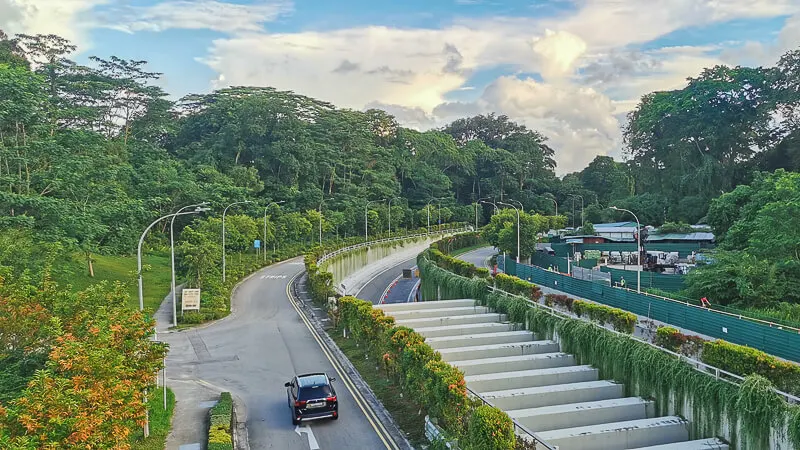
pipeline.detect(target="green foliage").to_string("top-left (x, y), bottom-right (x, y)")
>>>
top-left (481, 209), bottom-right (560, 259)
top-left (465, 405), bottom-right (515, 450)
top-left (207, 392), bottom-right (233, 450)
top-left (130, 388), bottom-right (176, 450)
top-left (493, 273), bottom-right (542, 301)
top-left (653, 326), bottom-right (705, 357)
top-left (572, 300), bottom-right (637, 334)
top-left (657, 222), bottom-right (694, 234)
top-left (701, 340), bottom-right (800, 396)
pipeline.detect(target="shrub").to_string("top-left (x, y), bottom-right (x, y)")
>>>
top-left (207, 392), bottom-right (233, 450)
top-left (466, 405), bottom-right (515, 450)
top-left (702, 340), bottom-right (800, 395)
top-left (654, 326), bottom-right (705, 357)
top-left (544, 294), bottom-right (574, 311)
top-left (494, 273), bottom-right (542, 301)
top-left (572, 300), bottom-right (636, 334)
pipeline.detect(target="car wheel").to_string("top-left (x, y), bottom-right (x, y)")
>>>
top-left (292, 415), bottom-right (299, 425)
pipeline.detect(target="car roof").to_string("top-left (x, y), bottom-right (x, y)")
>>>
top-left (296, 373), bottom-right (329, 387)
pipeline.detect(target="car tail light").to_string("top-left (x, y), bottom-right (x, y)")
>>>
top-left (295, 400), bottom-right (306, 407)
top-left (326, 396), bottom-right (337, 402)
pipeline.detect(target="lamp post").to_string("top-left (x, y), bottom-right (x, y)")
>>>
top-left (365, 199), bottom-right (385, 241)
top-left (222, 200), bottom-right (253, 283)
top-left (610, 206), bottom-right (641, 293)
top-left (543, 196), bottom-right (558, 216)
top-left (426, 197), bottom-right (447, 234)
top-left (264, 201), bottom-right (285, 262)
top-left (569, 194), bottom-right (584, 229)
top-left (170, 202), bottom-right (210, 327)
top-left (137, 207), bottom-right (206, 438)
top-left (498, 201), bottom-right (521, 264)
top-left (388, 197), bottom-right (403, 235)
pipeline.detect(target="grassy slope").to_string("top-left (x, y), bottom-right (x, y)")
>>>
top-left (53, 253), bottom-right (173, 313)
top-left (130, 387), bottom-right (176, 450)
top-left (332, 332), bottom-right (427, 447)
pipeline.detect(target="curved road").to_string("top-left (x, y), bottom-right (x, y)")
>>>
top-left (164, 257), bottom-right (401, 450)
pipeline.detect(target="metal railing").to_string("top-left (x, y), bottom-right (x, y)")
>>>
top-left (485, 284), bottom-right (800, 405)
top-left (525, 257), bottom-right (800, 334)
top-left (466, 387), bottom-right (557, 450)
top-left (317, 227), bottom-right (470, 265)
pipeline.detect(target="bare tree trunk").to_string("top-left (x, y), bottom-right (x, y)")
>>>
top-left (87, 252), bottom-right (95, 277)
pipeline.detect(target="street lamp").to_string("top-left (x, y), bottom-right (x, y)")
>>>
top-left (507, 198), bottom-right (524, 213)
top-left (264, 201), bottom-right (285, 262)
top-left (498, 202), bottom-right (521, 264)
top-left (542, 195), bottom-right (558, 216)
top-left (479, 198), bottom-right (499, 213)
top-left (138, 208), bottom-right (207, 312)
top-left (223, 200), bottom-right (254, 283)
top-left (610, 206), bottom-right (641, 293)
top-left (569, 194), bottom-right (584, 229)
top-left (426, 197), bottom-right (448, 234)
top-left (365, 199), bottom-right (385, 241)
top-left (170, 202), bottom-right (210, 327)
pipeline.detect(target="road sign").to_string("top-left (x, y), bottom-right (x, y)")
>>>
top-left (181, 288), bottom-right (201, 311)
top-left (254, 239), bottom-right (261, 249)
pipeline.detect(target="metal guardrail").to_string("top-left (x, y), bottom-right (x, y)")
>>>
top-left (317, 227), bottom-right (470, 265)
top-left (466, 387), bottom-right (558, 450)
top-left (485, 285), bottom-right (800, 405)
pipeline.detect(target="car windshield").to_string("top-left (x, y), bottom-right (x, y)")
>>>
top-left (297, 374), bottom-right (332, 400)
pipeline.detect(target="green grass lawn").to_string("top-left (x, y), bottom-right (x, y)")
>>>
top-left (54, 252), bottom-right (173, 313)
top-left (331, 332), bottom-right (427, 447)
top-left (130, 387), bottom-right (176, 450)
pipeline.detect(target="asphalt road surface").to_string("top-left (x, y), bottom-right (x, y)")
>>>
top-left (164, 257), bottom-right (399, 450)
top-left (355, 257), bottom-right (417, 304)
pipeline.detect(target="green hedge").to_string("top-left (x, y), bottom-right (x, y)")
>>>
top-left (702, 340), bottom-right (800, 396)
top-left (338, 296), bottom-right (514, 449)
top-left (654, 326), bottom-right (705, 357)
top-left (207, 392), bottom-right (233, 450)
top-left (544, 293), bottom-right (636, 334)
top-left (493, 273), bottom-right (542, 301)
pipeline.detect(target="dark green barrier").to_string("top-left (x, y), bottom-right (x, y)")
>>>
top-left (575, 242), bottom-right (714, 258)
top-left (505, 256), bottom-right (800, 363)
top-left (530, 252), bottom-right (569, 273)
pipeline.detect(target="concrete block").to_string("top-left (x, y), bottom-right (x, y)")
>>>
top-left (385, 306), bottom-right (488, 320)
top-left (471, 366), bottom-right (598, 401)
top-left (414, 322), bottom-right (515, 338)
top-left (509, 397), bottom-right (653, 432)
top-left (376, 299), bottom-right (476, 312)
top-left (394, 313), bottom-right (505, 328)
top-left (629, 438), bottom-right (729, 449)
top-left (438, 340), bottom-right (561, 362)
top-left (450, 353), bottom-right (575, 376)
top-left (537, 416), bottom-right (689, 450)
top-left (486, 380), bottom-right (623, 411)
top-left (426, 331), bottom-right (532, 350)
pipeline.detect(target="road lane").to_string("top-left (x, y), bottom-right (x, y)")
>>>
top-left (164, 257), bottom-right (397, 450)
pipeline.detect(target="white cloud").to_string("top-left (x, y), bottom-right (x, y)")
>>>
top-left (4, 0), bottom-right (109, 47)
top-left (719, 13), bottom-right (800, 66)
top-left (531, 29), bottom-right (587, 80)
top-left (100, 0), bottom-right (292, 34)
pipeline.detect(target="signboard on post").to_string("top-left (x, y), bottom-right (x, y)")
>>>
top-left (181, 288), bottom-right (201, 312)
top-left (254, 239), bottom-right (261, 249)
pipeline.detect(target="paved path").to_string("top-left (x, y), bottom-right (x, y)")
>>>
top-left (160, 257), bottom-right (406, 450)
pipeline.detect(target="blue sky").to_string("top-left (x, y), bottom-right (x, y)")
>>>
top-left (2, 0), bottom-right (798, 173)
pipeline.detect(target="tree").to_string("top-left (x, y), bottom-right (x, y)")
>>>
top-left (579, 156), bottom-right (631, 206)
top-left (481, 209), bottom-right (557, 259)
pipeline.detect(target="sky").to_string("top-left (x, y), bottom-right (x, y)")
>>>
top-left (2, 0), bottom-right (799, 174)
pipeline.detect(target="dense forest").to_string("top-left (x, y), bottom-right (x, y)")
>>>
top-left (1, 28), bottom-right (799, 447)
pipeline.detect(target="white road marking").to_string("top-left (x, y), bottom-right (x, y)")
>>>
top-left (259, 274), bottom-right (288, 279)
top-left (295, 424), bottom-right (320, 449)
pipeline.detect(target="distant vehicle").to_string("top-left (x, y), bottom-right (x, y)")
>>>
top-left (285, 373), bottom-right (339, 424)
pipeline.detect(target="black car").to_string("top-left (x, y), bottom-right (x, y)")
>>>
top-left (285, 372), bottom-right (338, 424)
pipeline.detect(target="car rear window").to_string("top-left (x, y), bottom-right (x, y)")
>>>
top-left (298, 384), bottom-right (332, 401)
